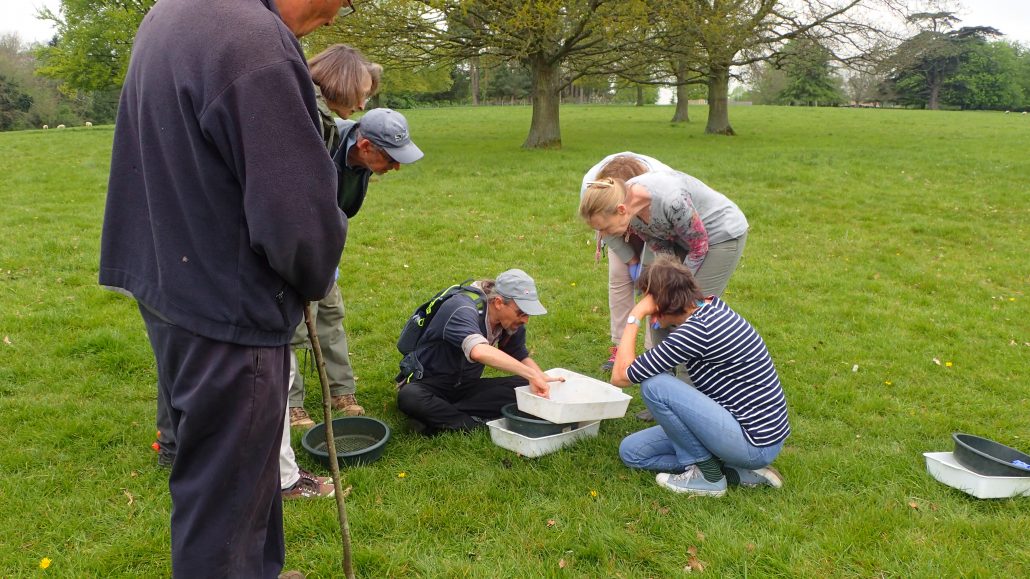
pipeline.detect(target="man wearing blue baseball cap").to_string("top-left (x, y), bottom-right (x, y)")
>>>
top-left (332, 107), bottom-right (423, 217)
top-left (396, 269), bottom-right (565, 435)
top-left (286, 107), bottom-right (425, 429)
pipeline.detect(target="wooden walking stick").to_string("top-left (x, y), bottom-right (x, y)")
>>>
top-left (304, 302), bottom-right (355, 579)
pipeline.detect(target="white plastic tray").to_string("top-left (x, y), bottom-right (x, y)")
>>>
top-left (924, 452), bottom-right (1030, 499)
top-left (487, 418), bottom-right (600, 458)
top-left (515, 368), bottom-right (631, 423)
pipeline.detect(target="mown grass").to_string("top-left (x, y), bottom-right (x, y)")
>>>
top-left (1, 105), bottom-right (1028, 577)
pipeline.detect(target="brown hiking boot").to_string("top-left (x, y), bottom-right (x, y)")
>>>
top-left (331, 393), bottom-right (365, 416)
top-left (289, 407), bottom-right (315, 428)
top-left (281, 469), bottom-right (334, 500)
top-left (279, 571), bottom-right (305, 579)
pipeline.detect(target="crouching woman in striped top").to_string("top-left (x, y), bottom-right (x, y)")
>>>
top-left (610, 257), bottom-right (789, 497)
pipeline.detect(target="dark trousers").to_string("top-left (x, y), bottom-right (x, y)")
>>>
top-left (156, 379), bottom-right (175, 455)
top-left (140, 305), bottom-right (287, 578)
top-left (397, 375), bottom-right (527, 432)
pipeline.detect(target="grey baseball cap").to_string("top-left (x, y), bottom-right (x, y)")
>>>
top-left (495, 269), bottom-right (547, 316)
top-left (357, 108), bottom-right (423, 164)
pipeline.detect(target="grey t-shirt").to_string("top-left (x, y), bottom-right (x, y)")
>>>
top-left (607, 170), bottom-right (748, 266)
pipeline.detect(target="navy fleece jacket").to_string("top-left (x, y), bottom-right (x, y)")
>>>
top-left (100, 0), bottom-right (347, 346)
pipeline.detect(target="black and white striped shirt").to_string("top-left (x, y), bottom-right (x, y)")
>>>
top-left (626, 297), bottom-right (790, 447)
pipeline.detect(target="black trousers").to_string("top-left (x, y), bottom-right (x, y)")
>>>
top-left (140, 305), bottom-right (288, 578)
top-left (397, 375), bottom-right (528, 432)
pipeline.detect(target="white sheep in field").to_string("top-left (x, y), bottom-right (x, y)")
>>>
top-left (42, 124), bottom-right (49, 130)
top-left (1023, 112), bottom-right (1028, 116)
top-left (56, 124), bottom-right (66, 129)
top-left (85, 121), bottom-right (93, 127)
top-left (1004, 110), bottom-right (1010, 114)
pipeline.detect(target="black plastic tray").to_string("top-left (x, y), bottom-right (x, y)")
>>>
top-left (501, 403), bottom-right (575, 439)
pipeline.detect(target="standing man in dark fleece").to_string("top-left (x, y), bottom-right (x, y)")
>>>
top-left (100, 0), bottom-right (351, 576)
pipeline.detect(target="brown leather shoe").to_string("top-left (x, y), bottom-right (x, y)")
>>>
top-left (331, 393), bottom-right (365, 416)
top-left (289, 407), bottom-right (315, 428)
top-left (281, 470), bottom-right (334, 500)
top-left (279, 570), bottom-right (305, 579)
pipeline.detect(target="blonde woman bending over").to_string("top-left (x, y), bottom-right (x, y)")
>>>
top-left (579, 170), bottom-right (748, 298)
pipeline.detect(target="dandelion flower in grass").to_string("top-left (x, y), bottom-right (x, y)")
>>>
top-left (397, 472), bottom-right (407, 478)
top-left (40, 558), bottom-right (52, 570)
top-left (590, 489), bottom-right (598, 498)
top-left (884, 380), bottom-right (892, 386)
top-left (945, 361), bottom-right (953, 368)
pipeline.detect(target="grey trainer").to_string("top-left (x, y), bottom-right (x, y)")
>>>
top-left (655, 465), bottom-right (727, 497)
top-left (728, 465), bottom-right (784, 489)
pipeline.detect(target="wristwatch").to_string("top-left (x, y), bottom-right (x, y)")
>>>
top-left (626, 315), bottom-right (641, 326)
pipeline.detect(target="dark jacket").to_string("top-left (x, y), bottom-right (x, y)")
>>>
top-left (100, 0), bottom-right (346, 346)
top-left (413, 294), bottom-right (529, 387)
top-left (333, 120), bottom-right (371, 218)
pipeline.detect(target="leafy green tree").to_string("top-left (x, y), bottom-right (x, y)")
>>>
top-left (1015, 43), bottom-right (1030, 110)
top-left (0, 32), bottom-right (87, 129)
top-left (613, 82), bottom-right (659, 105)
top-left (484, 62), bottom-right (532, 103)
top-left (324, 0), bottom-right (650, 149)
top-left (669, 58), bottom-right (707, 122)
top-left (0, 74), bottom-right (34, 130)
top-left (776, 37), bottom-right (844, 106)
top-left (35, 0), bottom-right (154, 92)
top-left (652, 0), bottom-right (892, 135)
top-left (747, 62), bottom-right (787, 105)
top-left (943, 40), bottom-right (1024, 110)
top-left (880, 12), bottom-right (1000, 109)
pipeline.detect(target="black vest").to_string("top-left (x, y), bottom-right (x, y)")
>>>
top-left (332, 122), bottom-right (371, 218)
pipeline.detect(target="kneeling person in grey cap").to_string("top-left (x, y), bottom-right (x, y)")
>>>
top-left (397, 269), bottom-right (565, 435)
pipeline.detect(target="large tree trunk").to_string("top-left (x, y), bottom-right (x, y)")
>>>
top-left (523, 56), bottom-right (561, 149)
top-left (635, 84), bottom-right (644, 107)
top-left (671, 59), bottom-right (690, 123)
top-left (927, 82), bottom-right (940, 110)
top-left (470, 56), bottom-right (480, 106)
top-left (705, 63), bottom-right (735, 136)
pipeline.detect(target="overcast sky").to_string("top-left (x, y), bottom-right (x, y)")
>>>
top-left (2, 0), bottom-right (1029, 47)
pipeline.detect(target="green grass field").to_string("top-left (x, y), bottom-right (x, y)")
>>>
top-left (1, 104), bottom-right (1028, 577)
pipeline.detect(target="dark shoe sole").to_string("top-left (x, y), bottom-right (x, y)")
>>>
top-left (406, 418), bottom-right (439, 436)
top-left (157, 452), bottom-right (175, 468)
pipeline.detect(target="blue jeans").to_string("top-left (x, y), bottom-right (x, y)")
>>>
top-left (619, 373), bottom-right (783, 472)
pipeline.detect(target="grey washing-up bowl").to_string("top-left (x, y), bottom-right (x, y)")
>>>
top-left (500, 403), bottom-right (576, 439)
top-left (952, 433), bottom-right (1030, 477)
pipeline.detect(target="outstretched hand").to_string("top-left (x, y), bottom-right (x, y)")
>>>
top-left (528, 372), bottom-right (565, 399)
